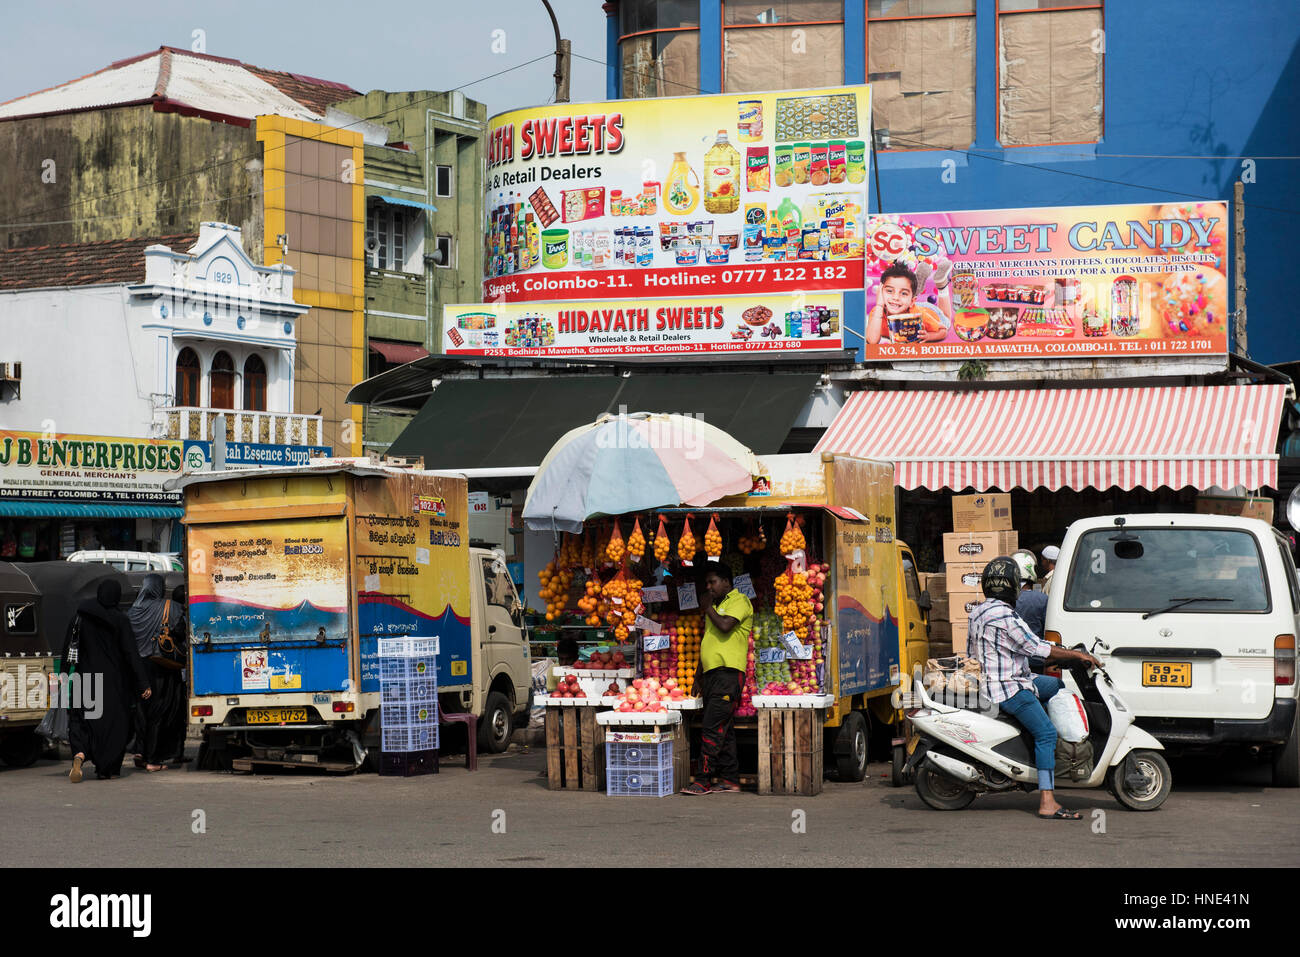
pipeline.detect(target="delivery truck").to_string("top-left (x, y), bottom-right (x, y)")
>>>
top-left (176, 463), bottom-right (532, 771)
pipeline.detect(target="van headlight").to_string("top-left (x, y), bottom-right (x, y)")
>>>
top-left (1108, 695), bottom-right (1127, 713)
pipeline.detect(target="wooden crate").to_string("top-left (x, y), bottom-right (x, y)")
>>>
top-left (545, 706), bottom-right (605, 791)
top-left (756, 707), bottom-right (825, 796)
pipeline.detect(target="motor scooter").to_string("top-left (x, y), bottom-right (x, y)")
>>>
top-left (902, 642), bottom-right (1172, 811)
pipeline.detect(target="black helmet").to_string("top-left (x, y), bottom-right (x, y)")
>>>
top-left (981, 556), bottom-right (1020, 604)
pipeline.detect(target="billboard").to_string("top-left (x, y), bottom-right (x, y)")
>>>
top-left (483, 86), bottom-right (870, 304)
top-left (860, 201), bottom-right (1229, 361)
top-left (442, 291), bottom-right (845, 358)
top-left (0, 431), bottom-right (182, 506)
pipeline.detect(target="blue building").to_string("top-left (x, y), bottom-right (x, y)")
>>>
top-left (604, 0), bottom-right (1300, 365)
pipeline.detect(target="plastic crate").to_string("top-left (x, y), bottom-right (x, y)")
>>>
top-left (382, 700), bottom-right (438, 728)
top-left (382, 724), bottom-right (439, 753)
top-left (605, 740), bottom-right (674, 797)
top-left (378, 637), bottom-right (440, 658)
top-left (379, 749), bottom-right (438, 777)
top-left (379, 656), bottom-right (436, 680)
top-left (381, 677), bottom-right (438, 704)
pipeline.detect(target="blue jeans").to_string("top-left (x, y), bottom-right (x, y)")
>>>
top-left (1000, 676), bottom-right (1064, 790)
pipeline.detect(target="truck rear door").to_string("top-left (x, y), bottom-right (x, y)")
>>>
top-left (188, 517), bottom-right (353, 697)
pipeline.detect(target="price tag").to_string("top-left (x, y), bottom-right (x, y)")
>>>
top-left (677, 582), bottom-right (699, 610)
top-left (611, 596), bottom-right (623, 605)
top-left (642, 585), bottom-right (669, 603)
top-left (643, 633), bottom-right (670, 651)
top-left (635, 614), bottom-right (663, 634)
top-left (734, 573), bottom-right (756, 598)
top-left (681, 559), bottom-right (694, 567)
top-left (758, 647), bottom-right (787, 663)
top-left (780, 631), bottom-right (811, 659)
top-left (706, 554), bottom-right (721, 562)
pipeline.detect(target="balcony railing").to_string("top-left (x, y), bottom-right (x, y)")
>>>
top-left (158, 407), bottom-right (325, 446)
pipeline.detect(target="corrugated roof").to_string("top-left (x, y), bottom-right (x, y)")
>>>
top-left (0, 233), bottom-right (197, 290)
top-left (0, 47), bottom-right (358, 125)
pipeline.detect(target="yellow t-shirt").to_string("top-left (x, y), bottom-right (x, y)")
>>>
top-left (701, 588), bottom-right (754, 672)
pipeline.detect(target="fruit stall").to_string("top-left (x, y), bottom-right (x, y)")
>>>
top-left (528, 433), bottom-right (920, 798)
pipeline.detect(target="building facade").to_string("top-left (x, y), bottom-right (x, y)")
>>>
top-left (604, 0), bottom-right (1300, 368)
top-left (0, 223), bottom-right (322, 559)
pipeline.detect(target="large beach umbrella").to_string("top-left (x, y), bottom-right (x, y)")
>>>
top-left (523, 412), bottom-right (759, 533)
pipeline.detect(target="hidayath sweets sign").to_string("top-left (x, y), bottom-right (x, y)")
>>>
top-left (482, 86), bottom-right (870, 304)
top-left (859, 201), bottom-right (1229, 361)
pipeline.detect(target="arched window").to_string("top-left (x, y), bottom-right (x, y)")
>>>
top-left (175, 348), bottom-right (200, 407)
top-left (243, 355), bottom-right (267, 411)
top-left (210, 351), bottom-right (235, 409)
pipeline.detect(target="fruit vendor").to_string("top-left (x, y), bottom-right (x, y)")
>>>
top-left (681, 562), bottom-right (753, 796)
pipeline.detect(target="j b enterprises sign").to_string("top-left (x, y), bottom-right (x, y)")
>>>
top-left (0, 431), bottom-right (183, 506)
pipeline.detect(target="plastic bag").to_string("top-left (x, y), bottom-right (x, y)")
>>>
top-left (628, 517), bottom-right (646, 560)
top-left (605, 521), bottom-right (625, 563)
top-left (678, 515), bottom-right (697, 564)
top-left (705, 513), bottom-right (723, 559)
top-left (1047, 691), bottom-right (1089, 743)
top-left (37, 705), bottom-right (69, 744)
top-left (654, 514), bottom-right (670, 562)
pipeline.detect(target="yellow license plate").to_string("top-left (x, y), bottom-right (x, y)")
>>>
top-left (1142, 662), bottom-right (1192, 687)
top-left (245, 708), bottom-right (309, 724)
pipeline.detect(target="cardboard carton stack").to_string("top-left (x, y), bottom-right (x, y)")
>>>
top-left (920, 570), bottom-right (951, 656)
top-left (941, 494), bottom-right (1016, 654)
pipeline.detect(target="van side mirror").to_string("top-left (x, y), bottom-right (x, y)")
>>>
top-left (918, 590), bottom-right (933, 612)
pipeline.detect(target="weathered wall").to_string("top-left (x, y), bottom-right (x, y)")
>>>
top-left (0, 106), bottom-right (263, 262)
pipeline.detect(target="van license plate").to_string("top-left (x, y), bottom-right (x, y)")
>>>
top-left (1142, 662), bottom-right (1191, 687)
top-left (246, 708), bottom-right (309, 724)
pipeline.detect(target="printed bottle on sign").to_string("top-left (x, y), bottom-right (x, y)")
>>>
top-left (665, 152), bottom-right (700, 216)
top-left (704, 129), bottom-right (740, 215)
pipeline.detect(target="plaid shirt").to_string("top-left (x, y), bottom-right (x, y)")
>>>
top-left (967, 598), bottom-right (1052, 704)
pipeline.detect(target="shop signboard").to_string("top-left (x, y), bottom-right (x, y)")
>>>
top-left (181, 440), bottom-right (333, 473)
top-left (861, 201), bottom-right (1229, 361)
top-left (441, 291), bottom-right (845, 358)
top-left (482, 86), bottom-right (870, 305)
top-left (0, 430), bottom-right (182, 506)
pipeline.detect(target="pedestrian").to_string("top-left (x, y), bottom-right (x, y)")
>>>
top-left (680, 562), bottom-right (753, 795)
top-left (65, 579), bottom-right (151, 783)
top-left (168, 585), bottom-right (192, 765)
top-left (1012, 551), bottom-right (1048, 639)
top-left (128, 574), bottom-right (187, 772)
top-left (1040, 545), bottom-right (1060, 595)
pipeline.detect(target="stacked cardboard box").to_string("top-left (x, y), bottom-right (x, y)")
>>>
top-left (921, 570), bottom-right (953, 656)
top-left (943, 495), bottom-right (1016, 654)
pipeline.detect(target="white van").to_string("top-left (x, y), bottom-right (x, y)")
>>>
top-left (1047, 513), bottom-right (1299, 786)
top-left (66, 550), bottom-right (183, 572)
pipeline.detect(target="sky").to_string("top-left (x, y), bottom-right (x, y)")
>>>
top-left (0, 0), bottom-right (610, 119)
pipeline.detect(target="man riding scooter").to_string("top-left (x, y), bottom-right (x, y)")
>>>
top-left (966, 556), bottom-right (1101, 820)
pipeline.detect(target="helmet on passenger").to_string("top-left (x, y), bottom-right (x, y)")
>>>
top-left (981, 556), bottom-right (1021, 604)
top-left (1011, 550), bottom-right (1038, 586)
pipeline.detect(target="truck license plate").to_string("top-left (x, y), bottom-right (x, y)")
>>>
top-left (246, 708), bottom-right (309, 724)
top-left (1141, 662), bottom-right (1191, 687)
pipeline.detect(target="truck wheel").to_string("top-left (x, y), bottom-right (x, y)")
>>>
top-left (834, 712), bottom-right (869, 782)
top-left (890, 743), bottom-right (910, 787)
top-left (1271, 708), bottom-right (1300, 788)
top-left (914, 766), bottom-right (975, 810)
top-left (0, 730), bottom-right (44, 768)
top-left (1110, 750), bottom-right (1172, 811)
top-left (478, 692), bottom-right (512, 754)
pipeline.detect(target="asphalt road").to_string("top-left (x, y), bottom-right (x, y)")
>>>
top-left (1, 745), bottom-right (1296, 867)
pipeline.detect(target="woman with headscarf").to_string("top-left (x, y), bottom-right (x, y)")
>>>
top-left (64, 578), bottom-right (151, 782)
top-left (129, 574), bottom-right (186, 772)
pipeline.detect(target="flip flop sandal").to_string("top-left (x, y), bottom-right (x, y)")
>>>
top-left (146, 765), bottom-right (169, 772)
top-left (1038, 808), bottom-right (1082, 820)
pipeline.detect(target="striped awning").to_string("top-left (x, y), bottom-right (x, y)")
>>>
top-left (814, 385), bottom-right (1289, 493)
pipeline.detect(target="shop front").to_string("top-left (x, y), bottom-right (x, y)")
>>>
top-left (0, 431), bottom-right (185, 561)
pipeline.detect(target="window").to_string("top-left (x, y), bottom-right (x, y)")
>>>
top-left (868, 0), bottom-right (976, 151)
top-left (724, 1), bottom-right (844, 94)
top-left (366, 200), bottom-right (414, 272)
top-left (619, 0), bottom-right (700, 98)
top-left (435, 165), bottom-right (453, 197)
top-left (243, 354), bottom-right (267, 412)
top-left (435, 234), bottom-right (454, 269)
top-left (481, 556), bottom-right (520, 614)
top-left (1278, 540), bottom-right (1300, 614)
top-left (175, 347), bottom-right (200, 407)
top-left (998, 0), bottom-right (1104, 146)
top-left (1064, 528), bottom-right (1270, 614)
top-left (210, 351), bottom-right (235, 410)
top-left (902, 552), bottom-right (921, 604)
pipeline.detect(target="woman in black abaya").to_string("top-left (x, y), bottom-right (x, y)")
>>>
top-left (128, 574), bottom-right (186, 772)
top-left (64, 579), bottom-right (151, 782)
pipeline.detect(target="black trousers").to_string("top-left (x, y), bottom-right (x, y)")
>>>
top-left (697, 667), bottom-right (743, 781)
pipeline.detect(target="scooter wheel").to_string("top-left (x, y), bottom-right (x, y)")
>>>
top-left (1110, 750), bottom-right (1172, 811)
top-left (915, 766), bottom-right (975, 810)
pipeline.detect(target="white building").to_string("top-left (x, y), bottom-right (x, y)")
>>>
top-left (0, 222), bottom-right (318, 444)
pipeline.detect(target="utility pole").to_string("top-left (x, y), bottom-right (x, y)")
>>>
top-left (541, 0), bottom-right (570, 103)
top-left (1233, 180), bottom-right (1247, 357)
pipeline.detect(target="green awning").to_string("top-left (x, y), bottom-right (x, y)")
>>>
top-left (385, 373), bottom-right (818, 468)
top-left (0, 502), bottom-right (183, 519)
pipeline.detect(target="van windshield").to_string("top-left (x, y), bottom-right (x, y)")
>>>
top-left (1064, 527), bottom-right (1270, 614)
